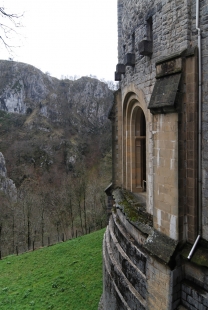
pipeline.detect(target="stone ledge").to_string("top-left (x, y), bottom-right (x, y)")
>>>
top-left (104, 226), bottom-right (146, 309)
top-left (108, 216), bottom-right (147, 299)
top-left (103, 229), bottom-right (131, 310)
top-left (113, 211), bottom-right (147, 274)
top-left (155, 48), bottom-right (187, 66)
top-left (180, 239), bottom-right (208, 268)
top-left (113, 188), bottom-right (153, 232)
top-left (176, 306), bottom-right (188, 310)
top-left (144, 230), bottom-right (178, 264)
top-left (112, 188), bottom-right (178, 265)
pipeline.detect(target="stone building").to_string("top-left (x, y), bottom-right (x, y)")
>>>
top-left (103, 0), bottom-right (208, 309)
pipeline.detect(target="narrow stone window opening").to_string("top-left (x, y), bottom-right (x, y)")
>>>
top-left (132, 33), bottom-right (135, 53)
top-left (138, 17), bottom-right (153, 56)
top-left (123, 44), bottom-right (126, 54)
top-left (134, 108), bottom-right (146, 192)
top-left (146, 16), bottom-right (153, 41)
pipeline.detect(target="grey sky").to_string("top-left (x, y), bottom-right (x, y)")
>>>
top-left (1, 0), bottom-right (118, 81)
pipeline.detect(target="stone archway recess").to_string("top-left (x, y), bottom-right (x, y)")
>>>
top-left (123, 92), bottom-right (146, 193)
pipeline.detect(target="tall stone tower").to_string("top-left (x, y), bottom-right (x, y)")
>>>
top-left (103, 0), bottom-right (208, 309)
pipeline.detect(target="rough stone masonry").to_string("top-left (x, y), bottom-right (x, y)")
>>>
top-left (102, 0), bottom-right (208, 309)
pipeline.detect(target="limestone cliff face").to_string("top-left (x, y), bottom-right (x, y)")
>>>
top-left (0, 60), bottom-right (113, 188)
top-left (0, 60), bottom-right (112, 129)
top-left (0, 152), bottom-right (17, 201)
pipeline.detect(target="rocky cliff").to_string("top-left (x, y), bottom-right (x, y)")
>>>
top-left (0, 60), bottom-right (113, 256)
top-left (0, 60), bottom-right (112, 126)
top-left (0, 152), bottom-right (17, 201)
top-left (0, 60), bottom-right (113, 187)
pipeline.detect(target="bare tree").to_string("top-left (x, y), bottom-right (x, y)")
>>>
top-left (73, 177), bottom-right (84, 235)
top-left (22, 193), bottom-right (32, 251)
top-left (0, 6), bottom-right (23, 53)
top-left (49, 190), bottom-right (68, 241)
top-left (9, 202), bottom-right (16, 253)
top-left (40, 202), bottom-right (45, 247)
top-left (62, 177), bottom-right (75, 238)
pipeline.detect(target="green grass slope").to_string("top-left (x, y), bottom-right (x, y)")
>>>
top-left (0, 229), bottom-right (105, 310)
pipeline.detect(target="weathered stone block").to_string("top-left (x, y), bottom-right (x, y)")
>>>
top-left (115, 72), bottom-right (122, 81)
top-left (116, 63), bottom-right (125, 74)
top-left (124, 53), bottom-right (135, 67)
top-left (138, 40), bottom-right (153, 56)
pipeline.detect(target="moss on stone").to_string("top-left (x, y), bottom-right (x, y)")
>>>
top-left (181, 241), bottom-right (208, 268)
top-left (192, 251), bottom-right (208, 267)
top-left (112, 188), bottom-right (153, 227)
top-left (120, 199), bottom-right (138, 222)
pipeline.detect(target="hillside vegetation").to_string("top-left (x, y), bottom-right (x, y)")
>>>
top-left (0, 228), bottom-right (105, 310)
top-left (0, 60), bottom-right (113, 256)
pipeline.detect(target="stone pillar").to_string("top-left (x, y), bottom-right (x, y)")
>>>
top-left (112, 89), bottom-right (122, 188)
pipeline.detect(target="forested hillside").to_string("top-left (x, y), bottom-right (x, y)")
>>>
top-left (0, 60), bottom-right (113, 257)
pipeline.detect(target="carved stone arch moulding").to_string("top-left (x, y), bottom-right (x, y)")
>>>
top-left (122, 90), bottom-right (147, 193)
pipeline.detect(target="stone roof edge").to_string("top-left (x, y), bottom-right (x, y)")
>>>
top-left (155, 46), bottom-right (197, 66)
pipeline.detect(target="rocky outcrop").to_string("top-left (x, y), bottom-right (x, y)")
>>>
top-left (0, 152), bottom-right (17, 201)
top-left (0, 60), bottom-right (113, 129)
top-left (0, 60), bottom-right (113, 187)
top-left (0, 152), bottom-right (7, 177)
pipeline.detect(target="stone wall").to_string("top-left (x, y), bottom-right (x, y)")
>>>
top-left (110, 90), bottom-right (123, 188)
top-left (200, 0), bottom-right (208, 240)
top-left (152, 113), bottom-right (179, 240)
top-left (118, 0), bottom-right (192, 97)
top-left (115, 0), bottom-right (208, 242)
top-left (178, 51), bottom-right (198, 243)
top-left (102, 0), bottom-right (208, 309)
top-left (102, 189), bottom-right (208, 310)
top-left (103, 209), bottom-right (172, 310)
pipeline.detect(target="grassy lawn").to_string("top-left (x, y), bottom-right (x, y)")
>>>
top-left (0, 228), bottom-right (105, 310)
